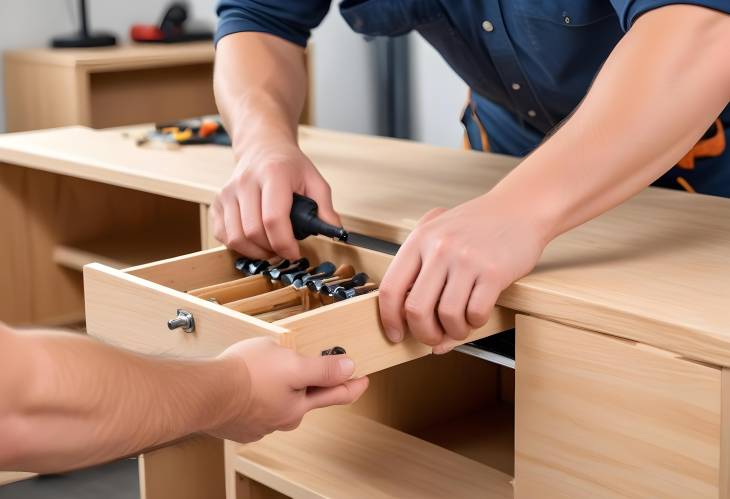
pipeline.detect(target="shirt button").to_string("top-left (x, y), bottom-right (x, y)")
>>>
top-left (527, 110), bottom-right (537, 118)
top-left (511, 83), bottom-right (521, 91)
top-left (481, 20), bottom-right (494, 32)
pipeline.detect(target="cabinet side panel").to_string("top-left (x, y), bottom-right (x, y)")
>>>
top-left (515, 315), bottom-right (721, 499)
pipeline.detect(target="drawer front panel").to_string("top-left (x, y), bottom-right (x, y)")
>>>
top-left (279, 295), bottom-right (515, 377)
top-left (515, 315), bottom-right (721, 499)
top-left (84, 263), bottom-right (290, 357)
top-left (84, 237), bottom-right (514, 376)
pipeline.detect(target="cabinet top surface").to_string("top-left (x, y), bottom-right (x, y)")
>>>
top-left (1, 125), bottom-right (729, 366)
top-left (4, 42), bottom-right (214, 71)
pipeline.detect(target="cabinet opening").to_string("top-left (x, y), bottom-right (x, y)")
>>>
top-left (347, 350), bottom-right (515, 477)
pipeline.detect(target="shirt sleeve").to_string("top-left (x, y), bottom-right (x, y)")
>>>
top-left (609, 0), bottom-right (730, 31)
top-left (216, 0), bottom-right (332, 47)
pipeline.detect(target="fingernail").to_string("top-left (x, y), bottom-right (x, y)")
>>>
top-left (387, 329), bottom-right (403, 343)
top-left (339, 358), bottom-right (355, 375)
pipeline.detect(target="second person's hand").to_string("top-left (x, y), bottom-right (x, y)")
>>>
top-left (212, 142), bottom-right (340, 260)
top-left (207, 337), bottom-right (369, 443)
top-left (378, 193), bottom-right (549, 354)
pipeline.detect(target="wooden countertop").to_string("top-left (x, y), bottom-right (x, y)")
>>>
top-left (4, 42), bottom-right (214, 72)
top-left (1, 125), bottom-right (729, 367)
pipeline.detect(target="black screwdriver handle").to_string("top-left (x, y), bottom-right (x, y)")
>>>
top-left (290, 194), bottom-right (348, 241)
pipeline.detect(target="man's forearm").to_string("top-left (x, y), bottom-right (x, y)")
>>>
top-left (214, 32), bottom-right (308, 160)
top-left (0, 325), bottom-right (242, 472)
top-left (490, 5), bottom-right (730, 242)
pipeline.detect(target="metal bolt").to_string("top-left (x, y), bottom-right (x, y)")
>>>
top-left (167, 309), bottom-right (195, 333)
top-left (321, 346), bottom-right (347, 356)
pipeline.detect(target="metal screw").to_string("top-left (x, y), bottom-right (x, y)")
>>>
top-left (167, 309), bottom-right (195, 333)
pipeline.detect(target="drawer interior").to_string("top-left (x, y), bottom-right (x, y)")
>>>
top-left (126, 236), bottom-right (391, 324)
top-left (227, 350), bottom-right (515, 498)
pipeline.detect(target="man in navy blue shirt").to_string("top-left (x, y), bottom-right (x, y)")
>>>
top-left (211, 2), bottom-right (730, 352)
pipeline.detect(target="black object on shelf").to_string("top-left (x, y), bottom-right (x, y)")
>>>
top-left (52, 0), bottom-right (117, 48)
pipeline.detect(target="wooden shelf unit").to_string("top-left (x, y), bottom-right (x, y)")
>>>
top-left (4, 42), bottom-right (217, 132)
top-left (225, 348), bottom-right (515, 499)
top-left (226, 409), bottom-right (513, 499)
top-left (53, 226), bottom-right (202, 272)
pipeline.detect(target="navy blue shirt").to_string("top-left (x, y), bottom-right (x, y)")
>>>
top-left (216, 0), bottom-right (730, 191)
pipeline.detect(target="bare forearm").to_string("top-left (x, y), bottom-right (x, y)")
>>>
top-left (0, 325), bottom-right (242, 472)
top-left (491, 5), bottom-right (730, 242)
top-left (214, 32), bottom-right (307, 160)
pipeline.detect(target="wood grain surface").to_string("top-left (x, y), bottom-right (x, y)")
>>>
top-left (2, 125), bottom-right (730, 366)
top-left (226, 409), bottom-right (513, 499)
top-left (515, 315), bottom-right (722, 499)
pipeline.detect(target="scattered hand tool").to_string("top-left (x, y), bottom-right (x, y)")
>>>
top-left (290, 194), bottom-right (401, 255)
top-left (132, 117), bottom-right (232, 149)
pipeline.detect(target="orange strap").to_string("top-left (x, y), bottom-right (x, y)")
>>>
top-left (461, 91), bottom-right (490, 152)
top-left (677, 119), bottom-right (725, 169)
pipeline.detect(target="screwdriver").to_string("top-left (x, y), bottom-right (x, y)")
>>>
top-left (290, 194), bottom-right (401, 255)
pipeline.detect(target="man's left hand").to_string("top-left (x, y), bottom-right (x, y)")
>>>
top-left (378, 193), bottom-right (547, 353)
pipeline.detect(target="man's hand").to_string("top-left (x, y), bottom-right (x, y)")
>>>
top-left (211, 142), bottom-right (340, 260)
top-left (379, 194), bottom-right (547, 354)
top-left (208, 338), bottom-right (368, 443)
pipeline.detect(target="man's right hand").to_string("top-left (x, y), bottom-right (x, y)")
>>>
top-left (212, 143), bottom-right (340, 260)
top-left (208, 338), bottom-right (368, 443)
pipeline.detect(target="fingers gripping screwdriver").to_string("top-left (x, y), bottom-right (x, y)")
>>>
top-left (289, 194), bottom-right (401, 256)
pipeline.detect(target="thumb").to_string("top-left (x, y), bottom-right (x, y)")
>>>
top-left (418, 207), bottom-right (448, 226)
top-left (294, 355), bottom-right (356, 389)
top-left (305, 181), bottom-right (341, 227)
top-left (306, 377), bottom-right (370, 410)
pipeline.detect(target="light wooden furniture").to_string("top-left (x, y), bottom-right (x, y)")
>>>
top-left (3, 42), bottom-right (217, 132)
top-left (2, 124), bottom-right (730, 498)
top-left (3, 42), bottom-right (313, 133)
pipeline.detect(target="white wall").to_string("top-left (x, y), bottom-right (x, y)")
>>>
top-left (408, 35), bottom-right (468, 148)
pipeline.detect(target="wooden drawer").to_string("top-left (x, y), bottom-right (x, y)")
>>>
top-left (84, 236), bottom-right (514, 377)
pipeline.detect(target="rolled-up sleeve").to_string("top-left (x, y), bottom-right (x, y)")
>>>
top-left (216, 0), bottom-right (332, 47)
top-left (609, 0), bottom-right (730, 31)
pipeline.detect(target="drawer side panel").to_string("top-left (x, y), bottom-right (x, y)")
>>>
top-left (84, 263), bottom-right (290, 358)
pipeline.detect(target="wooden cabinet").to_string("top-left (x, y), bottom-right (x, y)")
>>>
top-left (5, 124), bottom-right (730, 498)
top-left (3, 43), bottom-right (217, 132)
top-left (515, 315), bottom-right (724, 499)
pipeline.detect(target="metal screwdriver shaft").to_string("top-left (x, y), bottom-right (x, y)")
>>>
top-left (289, 194), bottom-right (401, 255)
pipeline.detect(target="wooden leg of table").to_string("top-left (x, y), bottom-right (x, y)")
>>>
top-left (200, 204), bottom-right (220, 250)
top-left (139, 436), bottom-right (225, 499)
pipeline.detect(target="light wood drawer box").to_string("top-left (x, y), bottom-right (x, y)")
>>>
top-left (83, 236), bottom-right (514, 377)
